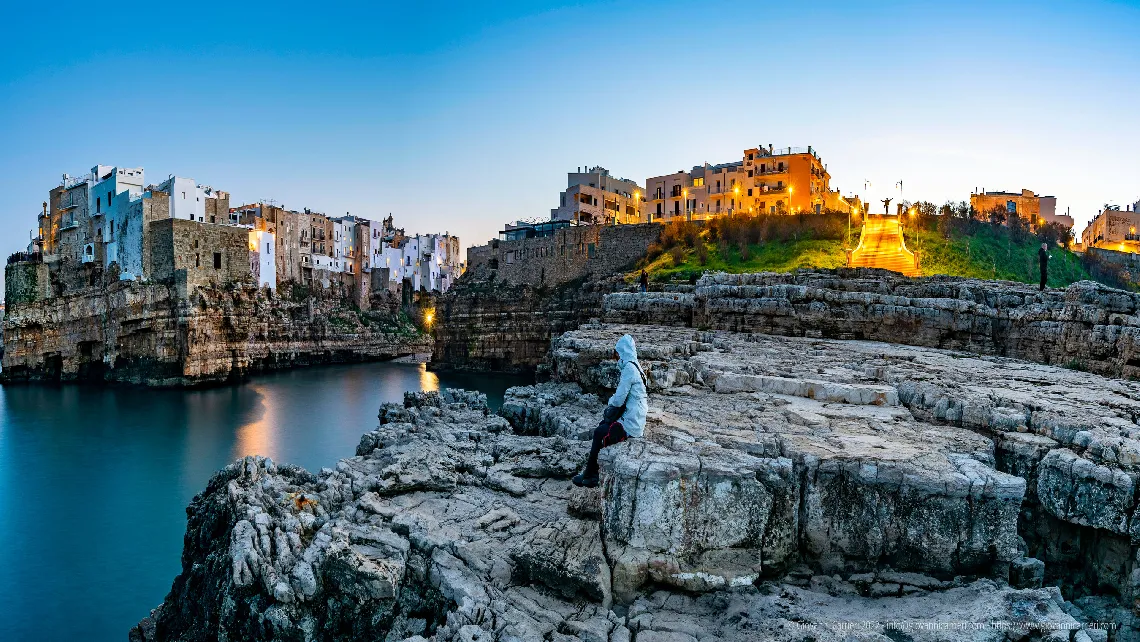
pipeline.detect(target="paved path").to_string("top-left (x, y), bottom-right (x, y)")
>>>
top-left (850, 214), bottom-right (920, 276)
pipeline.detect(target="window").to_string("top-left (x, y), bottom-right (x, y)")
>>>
top-left (110, 221), bottom-right (114, 238)
top-left (182, 192), bottom-right (186, 199)
top-left (213, 252), bottom-right (222, 269)
top-left (195, 253), bottom-right (200, 268)
top-left (266, 243), bottom-right (271, 254)
top-left (748, 189), bottom-right (753, 197)
top-left (747, 170), bottom-right (753, 178)
top-left (656, 203), bottom-right (662, 215)
top-left (674, 201), bottom-right (680, 214)
top-left (693, 177), bottom-right (704, 187)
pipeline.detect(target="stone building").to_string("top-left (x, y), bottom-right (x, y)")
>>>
top-left (147, 217), bottom-right (254, 294)
top-left (1081, 204), bottom-right (1140, 252)
top-left (643, 145), bottom-right (850, 223)
top-left (970, 188), bottom-right (1072, 228)
top-left (550, 167), bottom-right (642, 225)
top-left (236, 203), bottom-right (312, 284)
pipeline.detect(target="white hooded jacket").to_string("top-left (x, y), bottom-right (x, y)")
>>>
top-left (608, 334), bottom-right (648, 438)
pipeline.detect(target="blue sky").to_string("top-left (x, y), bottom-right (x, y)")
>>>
top-left (2, 0), bottom-right (1138, 290)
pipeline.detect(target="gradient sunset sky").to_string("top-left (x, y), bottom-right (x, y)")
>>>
top-left (2, 0), bottom-right (1138, 283)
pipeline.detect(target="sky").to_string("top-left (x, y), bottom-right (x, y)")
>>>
top-left (2, 0), bottom-right (1138, 292)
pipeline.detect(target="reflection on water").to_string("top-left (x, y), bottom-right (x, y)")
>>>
top-left (0, 362), bottom-right (529, 642)
top-left (234, 386), bottom-right (276, 461)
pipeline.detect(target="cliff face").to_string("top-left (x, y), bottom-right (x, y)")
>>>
top-left (605, 269), bottom-right (1140, 380)
top-left (134, 389), bottom-right (1089, 642)
top-left (1, 281), bottom-right (431, 386)
top-left (430, 275), bottom-right (628, 374)
top-left (134, 272), bottom-right (1140, 641)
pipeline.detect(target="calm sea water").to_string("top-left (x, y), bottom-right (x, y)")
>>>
top-left (0, 362), bottom-right (530, 642)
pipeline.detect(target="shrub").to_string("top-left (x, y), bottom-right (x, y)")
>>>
top-left (696, 242), bottom-right (709, 265)
top-left (669, 245), bottom-right (685, 267)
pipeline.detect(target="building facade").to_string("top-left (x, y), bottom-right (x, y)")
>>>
top-left (643, 145), bottom-right (849, 223)
top-left (1081, 205), bottom-right (1140, 252)
top-left (550, 167), bottom-right (642, 225)
top-left (22, 164), bottom-right (459, 300)
top-left (970, 189), bottom-right (1072, 228)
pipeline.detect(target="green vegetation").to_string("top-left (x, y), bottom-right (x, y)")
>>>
top-left (633, 206), bottom-right (1136, 290)
top-left (903, 227), bottom-right (1090, 287)
top-left (634, 213), bottom-right (851, 282)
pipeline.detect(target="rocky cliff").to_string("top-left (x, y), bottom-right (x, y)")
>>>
top-left (136, 306), bottom-right (1138, 640)
top-left (605, 269), bottom-right (1140, 380)
top-left (430, 275), bottom-right (630, 374)
top-left (2, 281), bottom-right (431, 386)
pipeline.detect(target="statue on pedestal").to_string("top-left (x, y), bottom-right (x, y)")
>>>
top-left (882, 198), bottom-right (892, 215)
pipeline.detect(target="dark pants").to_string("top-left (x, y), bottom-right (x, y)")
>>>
top-left (584, 421), bottom-right (628, 478)
top-left (1040, 270), bottom-right (1047, 290)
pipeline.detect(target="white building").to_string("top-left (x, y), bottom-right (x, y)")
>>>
top-left (376, 232), bottom-right (463, 293)
top-left (96, 166), bottom-right (147, 278)
top-left (155, 176), bottom-right (226, 223)
top-left (249, 229), bottom-right (277, 289)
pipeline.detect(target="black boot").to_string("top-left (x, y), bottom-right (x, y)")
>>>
top-left (572, 471), bottom-right (599, 488)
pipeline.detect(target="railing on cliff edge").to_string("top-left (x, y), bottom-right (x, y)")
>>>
top-left (7, 251), bottom-right (42, 265)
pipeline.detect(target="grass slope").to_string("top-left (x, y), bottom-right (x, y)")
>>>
top-left (642, 238), bottom-right (847, 282)
top-left (634, 217), bottom-right (1104, 289)
top-left (903, 228), bottom-right (1090, 287)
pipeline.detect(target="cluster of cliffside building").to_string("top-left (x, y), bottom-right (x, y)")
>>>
top-left (15, 165), bottom-right (463, 307)
top-left (499, 144), bottom-right (1079, 240)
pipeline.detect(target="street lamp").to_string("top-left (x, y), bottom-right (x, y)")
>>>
top-left (683, 188), bottom-right (689, 222)
top-left (787, 186), bottom-right (794, 215)
top-left (634, 191), bottom-right (641, 224)
top-left (733, 185), bottom-right (740, 217)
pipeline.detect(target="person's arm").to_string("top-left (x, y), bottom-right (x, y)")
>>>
top-left (608, 363), bottom-right (634, 408)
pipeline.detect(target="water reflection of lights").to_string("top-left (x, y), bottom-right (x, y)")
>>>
top-left (419, 365), bottom-right (440, 392)
top-left (234, 385), bottom-right (277, 461)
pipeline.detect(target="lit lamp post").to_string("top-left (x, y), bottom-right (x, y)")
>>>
top-left (733, 185), bottom-right (740, 217)
top-left (683, 188), bottom-right (689, 222)
top-left (634, 191), bottom-right (641, 224)
top-left (787, 186), bottom-right (794, 215)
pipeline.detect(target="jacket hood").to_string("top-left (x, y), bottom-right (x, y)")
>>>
top-left (615, 334), bottom-right (638, 364)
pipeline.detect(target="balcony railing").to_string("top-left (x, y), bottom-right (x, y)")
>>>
top-left (8, 251), bottom-right (42, 265)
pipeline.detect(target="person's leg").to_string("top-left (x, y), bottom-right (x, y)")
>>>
top-left (1040, 271), bottom-right (1046, 290)
top-left (576, 422), bottom-right (628, 486)
top-left (582, 422), bottom-right (610, 479)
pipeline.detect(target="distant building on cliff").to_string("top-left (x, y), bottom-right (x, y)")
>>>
top-left (550, 167), bottom-right (642, 225)
top-left (14, 166), bottom-right (462, 308)
top-left (1081, 204), bottom-right (1140, 252)
top-left (969, 188), bottom-right (1073, 229)
top-left (642, 145), bottom-right (851, 222)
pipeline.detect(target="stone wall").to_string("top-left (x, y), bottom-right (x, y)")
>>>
top-left (1, 280), bottom-right (431, 386)
top-left (465, 223), bottom-right (661, 287)
top-left (148, 218), bottom-right (254, 295)
top-left (4, 261), bottom-right (50, 305)
top-left (431, 275), bottom-right (627, 373)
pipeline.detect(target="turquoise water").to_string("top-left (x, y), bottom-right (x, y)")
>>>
top-left (0, 362), bottom-right (530, 641)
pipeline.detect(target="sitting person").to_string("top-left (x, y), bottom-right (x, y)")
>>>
top-left (572, 334), bottom-right (647, 488)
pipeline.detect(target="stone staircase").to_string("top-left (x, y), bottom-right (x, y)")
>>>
top-left (850, 215), bottom-right (920, 276)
